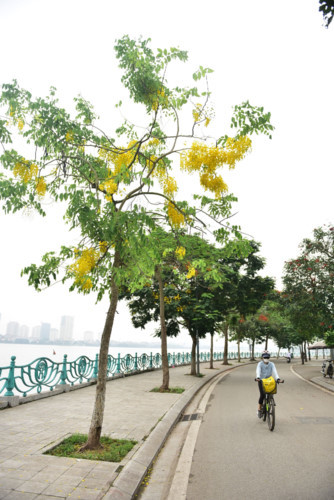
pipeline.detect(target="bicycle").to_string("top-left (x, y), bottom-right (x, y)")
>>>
top-left (255, 378), bottom-right (284, 431)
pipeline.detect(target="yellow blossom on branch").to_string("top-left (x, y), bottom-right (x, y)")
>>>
top-left (13, 159), bottom-right (38, 183)
top-left (65, 131), bottom-right (74, 142)
top-left (167, 202), bottom-right (185, 228)
top-left (17, 119), bottom-right (24, 131)
top-left (35, 177), bottom-right (47, 196)
top-left (175, 246), bottom-right (186, 260)
top-left (99, 241), bottom-right (108, 254)
top-left (186, 266), bottom-right (196, 279)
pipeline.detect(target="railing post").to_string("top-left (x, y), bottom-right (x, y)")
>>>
top-left (116, 353), bottom-right (121, 374)
top-left (59, 355), bottom-right (68, 385)
top-left (4, 356), bottom-right (16, 396)
top-left (149, 352), bottom-right (153, 369)
top-left (172, 352), bottom-right (176, 366)
top-left (92, 354), bottom-right (99, 379)
top-left (134, 353), bottom-right (138, 371)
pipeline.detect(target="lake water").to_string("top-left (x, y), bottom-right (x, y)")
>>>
top-left (0, 343), bottom-right (203, 368)
top-left (0, 342), bottom-right (296, 368)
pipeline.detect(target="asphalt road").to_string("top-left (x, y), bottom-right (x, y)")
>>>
top-left (187, 360), bottom-right (334, 500)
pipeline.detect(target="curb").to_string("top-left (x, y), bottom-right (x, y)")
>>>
top-left (290, 364), bottom-right (334, 394)
top-left (103, 362), bottom-right (255, 499)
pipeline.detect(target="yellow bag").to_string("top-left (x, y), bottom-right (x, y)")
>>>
top-left (262, 376), bottom-right (277, 394)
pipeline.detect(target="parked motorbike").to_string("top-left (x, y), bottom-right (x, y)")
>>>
top-left (321, 360), bottom-right (333, 378)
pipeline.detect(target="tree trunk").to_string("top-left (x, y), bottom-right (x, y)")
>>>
top-left (222, 323), bottom-right (229, 365)
top-left (300, 344), bottom-right (304, 364)
top-left (277, 347), bottom-right (280, 359)
top-left (190, 335), bottom-right (197, 375)
top-left (209, 332), bottom-right (214, 369)
top-left (81, 252), bottom-right (120, 450)
top-left (265, 334), bottom-right (269, 351)
top-left (155, 266), bottom-right (169, 391)
top-left (251, 339), bottom-right (255, 361)
top-left (237, 338), bottom-right (241, 362)
top-left (304, 341), bottom-right (308, 362)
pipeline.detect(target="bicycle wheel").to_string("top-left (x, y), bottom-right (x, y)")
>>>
top-left (267, 396), bottom-right (275, 431)
top-left (262, 400), bottom-right (266, 422)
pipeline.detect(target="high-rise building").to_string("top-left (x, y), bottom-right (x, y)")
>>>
top-left (31, 325), bottom-right (41, 340)
top-left (50, 328), bottom-right (59, 342)
top-left (6, 321), bottom-right (20, 338)
top-left (19, 324), bottom-right (29, 338)
top-left (59, 316), bottom-right (74, 342)
top-left (40, 322), bottom-right (51, 342)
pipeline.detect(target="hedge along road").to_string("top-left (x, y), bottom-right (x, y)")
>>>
top-left (186, 360), bottom-right (334, 500)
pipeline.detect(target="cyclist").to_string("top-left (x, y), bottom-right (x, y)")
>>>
top-left (255, 350), bottom-right (281, 418)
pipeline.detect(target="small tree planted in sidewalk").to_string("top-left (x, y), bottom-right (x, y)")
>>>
top-left (0, 36), bottom-right (273, 448)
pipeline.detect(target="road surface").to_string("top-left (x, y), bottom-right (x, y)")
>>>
top-left (139, 360), bottom-right (334, 500)
top-left (187, 360), bottom-right (334, 499)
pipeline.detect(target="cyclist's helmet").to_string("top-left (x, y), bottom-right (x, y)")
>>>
top-left (262, 350), bottom-right (270, 359)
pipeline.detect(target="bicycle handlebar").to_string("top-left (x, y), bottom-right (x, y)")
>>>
top-left (254, 378), bottom-right (284, 383)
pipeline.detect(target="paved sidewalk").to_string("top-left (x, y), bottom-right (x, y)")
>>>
top-left (0, 360), bottom-right (245, 500)
top-left (291, 358), bottom-right (334, 392)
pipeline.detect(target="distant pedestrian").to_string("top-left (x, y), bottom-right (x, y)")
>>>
top-left (255, 351), bottom-right (281, 418)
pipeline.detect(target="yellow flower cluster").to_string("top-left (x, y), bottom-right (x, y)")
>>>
top-left (192, 104), bottom-right (211, 127)
top-left (35, 177), bottom-right (47, 196)
top-left (17, 119), bottom-right (24, 131)
top-left (192, 104), bottom-right (202, 122)
top-left (180, 136), bottom-right (251, 198)
top-left (99, 241), bottom-right (108, 254)
top-left (65, 131), bottom-right (74, 142)
top-left (167, 202), bottom-right (185, 228)
top-left (98, 141), bottom-right (138, 201)
top-left (186, 266), bottom-right (196, 279)
top-left (70, 248), bottom-right (99, 277)
top-left (181, 137), bottom-right (252, 173)
top-left (175, 246), bottom-right (186, 260)
top-left (147, 138), bottom-right (160, 147)
top-left (162, 176), bottom-right (178, 197)
top-left (99, 179), bottom-right (118, 195)
top-left (13, 159), bottom-right (48, 197)
top-left (200, 172), bottom-right (228, 198)
top-left (152, 88), bottom-right (168, 111)
top-left (177, 306), bottom-right (184, 312)
top-left (13, 159), bottom-right (38, 183)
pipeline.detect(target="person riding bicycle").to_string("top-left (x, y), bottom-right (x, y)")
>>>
top-left (256, 351), bottom-right (281, 418)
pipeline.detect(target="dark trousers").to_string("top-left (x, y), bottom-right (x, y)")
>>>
top-left (258, 380), bottom-right (265, 405)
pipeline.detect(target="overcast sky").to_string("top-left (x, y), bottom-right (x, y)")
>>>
top-left (0, 0), bottom-right (333, 344)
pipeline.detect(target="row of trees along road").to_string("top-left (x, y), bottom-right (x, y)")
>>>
top-left (282, 224), bottom-right (334, 362)
top-left (0, 36), bottom-right (274, 449)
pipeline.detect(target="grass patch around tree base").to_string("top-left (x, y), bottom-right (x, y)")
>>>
top-left (44, 433), bottom-right (137, 462)
top-left (150, 386), bottom-right (185, 393)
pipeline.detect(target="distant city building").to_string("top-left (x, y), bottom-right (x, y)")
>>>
top-left (83, 330), bottom-right (94, 343)
top-left (59, 316), bottom-right (74, 341)
top-left (40, 322), bottom-right (51, 342)
top-left (19, 324), bottom-right (29, 338)
top-left (95, 331), bottom-right (102, 342)
top-left (6, 321), bottom-right (19, 338)
top-left (50, 328), bottom-right (59, 342)
top-left (31, 325), bottom-right (41, 340)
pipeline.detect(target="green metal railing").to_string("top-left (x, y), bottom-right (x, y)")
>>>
top-left (0, 350), bottom-right (257, 398)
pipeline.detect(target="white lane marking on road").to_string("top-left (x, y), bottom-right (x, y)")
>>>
top-left (167, 369), bottom-right (232, 500)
